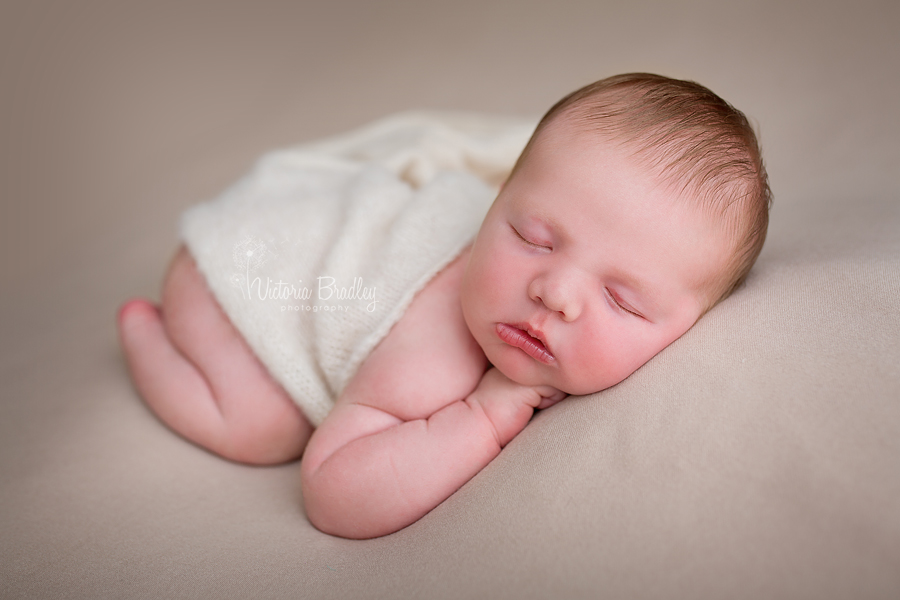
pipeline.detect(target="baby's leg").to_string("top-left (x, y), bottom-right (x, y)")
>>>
top-left (117, 245), bottom-right (312, 465)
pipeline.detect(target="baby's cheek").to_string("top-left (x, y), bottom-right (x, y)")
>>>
top-left (484, 254), bottom-right (523, 301)
top-left (564, 332), bottom-right (630, 394)
top-left (464, 266), bottom-right (502, 309)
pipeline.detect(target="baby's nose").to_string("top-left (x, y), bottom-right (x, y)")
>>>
top-left (528, 272), bottom-right (582, 322)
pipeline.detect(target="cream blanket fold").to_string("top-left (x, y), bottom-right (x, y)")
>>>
top-left (180, 112), bottom-right (536, 426)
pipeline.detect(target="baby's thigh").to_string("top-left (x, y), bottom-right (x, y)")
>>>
top-left (161, 245), bottom-right (245, 371)
top-left (161, 246), bottom-right (308, 430)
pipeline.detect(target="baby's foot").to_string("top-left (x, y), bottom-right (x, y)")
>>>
top-left (117, 298), bottom-right (166, 370)
top-left (116, 295), bottom-right (311, 464)
top-left (116, 297), bottom-right (212, 423)
top-left (118, 298), bottom-right (161, 333)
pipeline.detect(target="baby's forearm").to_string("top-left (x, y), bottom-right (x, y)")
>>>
top-left (301, 393), bottom-right (525, 539)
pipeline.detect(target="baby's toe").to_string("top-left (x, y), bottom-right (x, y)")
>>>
top-left (117, 298), bottom-right (161, 333)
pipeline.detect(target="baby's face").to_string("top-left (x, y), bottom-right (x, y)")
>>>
top-left (460, 118), bottom-right (731, 395)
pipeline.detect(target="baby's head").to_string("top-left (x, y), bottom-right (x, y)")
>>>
top-left (510, 73), bottom-right (771, 308)
top-left (461, 73), bottom-right (771, 395)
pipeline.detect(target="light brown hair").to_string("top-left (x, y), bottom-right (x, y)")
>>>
top-left (510, 73), bottom-right (772, 310)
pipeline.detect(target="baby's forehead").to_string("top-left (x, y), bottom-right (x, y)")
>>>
top-left (525, 114), bottom-right (661, 177)
top-left (539, 120), bottom-right (741, 220)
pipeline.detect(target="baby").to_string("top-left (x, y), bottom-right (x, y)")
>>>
top-left (117, 73), bottom-right (771, 539)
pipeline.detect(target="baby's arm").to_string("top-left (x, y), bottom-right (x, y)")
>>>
top-left (300, 250), bottom-right (566, 539)
top-left (301, 367), bottom-right (564, 539)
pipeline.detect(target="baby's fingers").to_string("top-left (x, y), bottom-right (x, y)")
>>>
top-left (534, 387), bottom-right (568, 410)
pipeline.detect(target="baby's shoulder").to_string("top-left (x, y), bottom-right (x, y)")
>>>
top-left (337, 246), bottom-right (488, 421)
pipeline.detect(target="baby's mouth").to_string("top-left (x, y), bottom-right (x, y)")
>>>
top-left (496, 323), bottom-right (556, 364)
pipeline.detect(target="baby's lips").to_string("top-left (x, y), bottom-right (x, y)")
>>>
top-left (496, 323), bottom-right (556, 364)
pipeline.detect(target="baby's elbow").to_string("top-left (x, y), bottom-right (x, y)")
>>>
top-left (302, 496), bottom-right (347, 538)
top-left (300, 463), bottom-right (373, 539)
top-left (300, 462), bottom-right (413, 539)
top-left (302, 488), bottom-right (350, 538)
top-left (300, 462), bottom-right (341, 536)
top-left (302, 494), bottom-right (392, 540)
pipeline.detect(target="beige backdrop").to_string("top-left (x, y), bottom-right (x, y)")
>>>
top-left (2, 1), bottom-right (898, 599)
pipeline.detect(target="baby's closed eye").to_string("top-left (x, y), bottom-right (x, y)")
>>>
top-left (510, 224), bottom-right (551, 250)
top-left (604, 287), bottom-right (644, 319)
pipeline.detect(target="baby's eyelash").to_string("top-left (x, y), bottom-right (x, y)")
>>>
top-left (511, 225), bottom-right (550, 250)
top-left (606, 288), bottom-right (642, 318)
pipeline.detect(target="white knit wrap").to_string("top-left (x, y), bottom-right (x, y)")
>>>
top-left (179, 112), bottom-right (535, 426)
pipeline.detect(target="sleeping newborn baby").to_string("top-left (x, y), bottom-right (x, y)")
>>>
top-left (117, 73), bottom-right (771, 539)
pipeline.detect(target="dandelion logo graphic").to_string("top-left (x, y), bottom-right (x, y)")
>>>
top-left (231, 237), bottom-right (271, 299)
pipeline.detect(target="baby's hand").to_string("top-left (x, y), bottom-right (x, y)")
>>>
top-left (467, 368), bottom-right (568, 447)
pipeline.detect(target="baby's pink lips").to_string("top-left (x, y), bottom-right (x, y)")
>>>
top-left (496, 323), bottom-right (556, 364)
